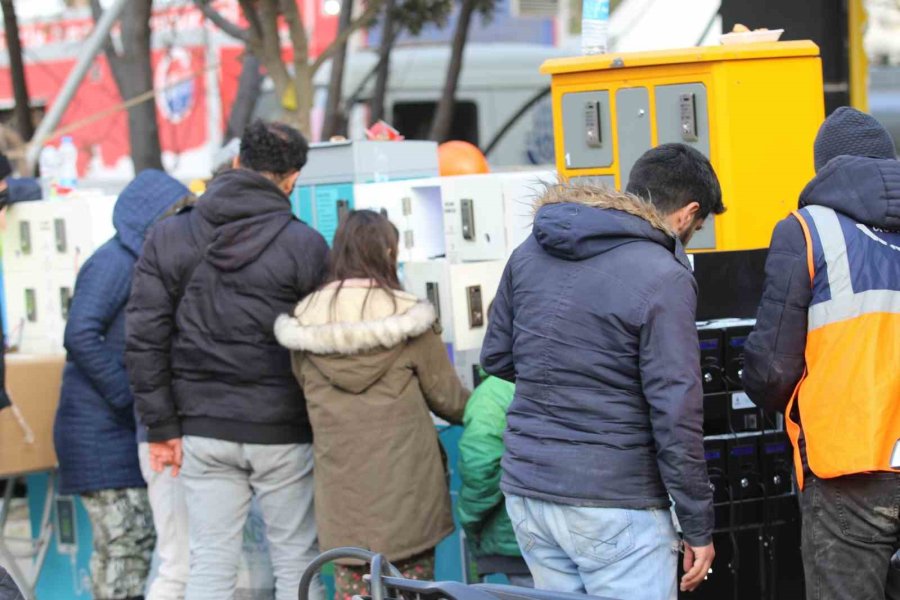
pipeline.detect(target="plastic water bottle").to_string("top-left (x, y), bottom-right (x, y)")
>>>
top-left (582, 0), bottom-right (610, 55)
top-left (58, 136), bottom-right (79, 194)
top-left (38, 145), bottom-right (61, 200)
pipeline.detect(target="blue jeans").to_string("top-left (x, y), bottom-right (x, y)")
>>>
top-left (505, 495), bottom-right (679, 600)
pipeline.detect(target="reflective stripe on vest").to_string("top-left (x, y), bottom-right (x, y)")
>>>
top-left (785, 206), bottom-right (900, 490)
top-left (806, 206), bottom-right (900, 329)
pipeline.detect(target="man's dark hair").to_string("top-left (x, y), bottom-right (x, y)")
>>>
top-left (239, 120), bottom-right (309, 178)
top-left (626, 143), bottom-right (725, 218)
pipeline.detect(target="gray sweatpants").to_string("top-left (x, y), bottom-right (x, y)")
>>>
top-left (180, 436), bottom-right (323, 600)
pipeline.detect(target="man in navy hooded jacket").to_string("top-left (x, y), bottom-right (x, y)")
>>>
top-left (482, 144), bottom-right (724, 600)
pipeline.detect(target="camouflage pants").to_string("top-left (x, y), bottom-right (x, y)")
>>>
top-left (334, 549), bottom-right (435, 600)
top-left (81, 487), bottom-right (156, 600)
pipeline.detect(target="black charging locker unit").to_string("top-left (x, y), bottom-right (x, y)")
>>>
top-left (724, 323), bottom-right (754, 388)
top-left (759, 432), bottom-right (795, 524)
top-left (705, 438), bottom-right (729, 505)
top-left (705, 437), bottom-right (730, 529)
top-left (698, 326), bottom-right (726, 394)
top-left (704, 395), bottom-right (728, 436)
top-left (727, 436), bottom-right (762, 502)
top-left (760, 432), bottom-right (794, 497)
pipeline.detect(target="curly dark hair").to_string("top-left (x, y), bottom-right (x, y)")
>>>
top-left (239, 119), bottom-right (309, 178)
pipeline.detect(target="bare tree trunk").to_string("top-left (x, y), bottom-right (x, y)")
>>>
top-left (93, 0), bottom-right (163, 172)
top-left (225, 52), bottom-right (262, 140)
top-left (370, 0), bottom-right (397, 124)
top-left (116, 0), bottom-right (163, 171)
top-left (321, 0), bottom-right (355, 140)
top-left (1, 0), bottom-right (35, 141)
top-left (429, 0), bottom-right (476, 142)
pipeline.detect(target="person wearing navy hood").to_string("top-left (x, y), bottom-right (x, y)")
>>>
top-left (54, 169), bottom-right (193, 600)
top-left (481, 144), bottom-right (724, 600)
top-left (743, 108), bottom-right (900, 600)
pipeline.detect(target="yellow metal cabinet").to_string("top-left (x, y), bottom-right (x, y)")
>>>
top-left (542, 41), bottom-right (826, 252)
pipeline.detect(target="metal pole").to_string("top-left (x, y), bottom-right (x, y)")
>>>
top-left (24, 0), bottom-right (130, 174)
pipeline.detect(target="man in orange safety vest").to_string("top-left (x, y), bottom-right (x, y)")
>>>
top-left (743, 107), bottom-right (900, 600)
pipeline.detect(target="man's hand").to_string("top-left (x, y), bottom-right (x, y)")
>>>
top-left (149, 438), bottom-right (183, 477)
top-left (681, 542), bottom-right (715, 592)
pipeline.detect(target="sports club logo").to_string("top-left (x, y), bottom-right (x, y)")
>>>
top-left (155, 47), bottom-right (195, 124)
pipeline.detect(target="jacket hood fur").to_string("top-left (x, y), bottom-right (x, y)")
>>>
top-left (275, 283), bottom-right (436, 355)
top-left (535, 183), bottom-right (674, 235)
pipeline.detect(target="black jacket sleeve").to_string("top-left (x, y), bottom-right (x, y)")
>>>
top-left (640, 268), bottom-right (714, 547)
top-left (480, 260), bottom-right (516, 382)
top-left (742, 216), bottom-right (811, 414)
top-left (125, 225), bottom-right (182, 442)
top-left (294, 228), bottom-right (329, 298)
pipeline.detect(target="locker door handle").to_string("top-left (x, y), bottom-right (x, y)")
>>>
top-left (460, 199), bottom-right (475, 241)
top-left (19, 221), bottom-right (32, 255)
top-left (585, 100), bottom-right (603, 148)
top-left (680, 93), bottom-right (699, 142)
top-left (54, 218), bottom-right (67, 253)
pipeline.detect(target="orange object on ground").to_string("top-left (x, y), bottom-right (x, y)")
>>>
top-left (438, 141), bottom-right (490, 176)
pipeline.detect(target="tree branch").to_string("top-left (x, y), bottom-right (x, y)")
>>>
top-left (311, 0), bottom-right (386, 74)
top-left (194, 0), bottom-right (250, 42)
top-left (279, 0), bottom-right (310, 74)
top-left (237, 0), bottom-right (266, 41)
top-left (251, 0), bottom-right (292, 97)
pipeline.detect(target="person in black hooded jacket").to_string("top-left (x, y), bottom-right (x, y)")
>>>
top-left (126, 120), bottom-right (329, 600)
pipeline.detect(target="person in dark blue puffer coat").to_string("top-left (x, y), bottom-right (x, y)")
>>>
top-left (53, 170), bottom-right (192, 600)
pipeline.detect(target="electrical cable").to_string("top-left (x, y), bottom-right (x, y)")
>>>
top-left (729, 483), bottom-right (740, 600)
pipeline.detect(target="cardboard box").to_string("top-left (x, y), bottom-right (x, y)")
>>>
top-left (0, 355), bottom-right (64, 477)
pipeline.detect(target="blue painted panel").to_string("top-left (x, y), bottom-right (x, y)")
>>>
top-left (436, 425), bottom-right (467, 582)
top-left (27, 474), bottom-right (94, 600)
top-left (291, 185), bottom-right (315, 225)
top-left (291, 184), bottom-right (355, 246)
top-left (314, 184), bottom-right (354, 245)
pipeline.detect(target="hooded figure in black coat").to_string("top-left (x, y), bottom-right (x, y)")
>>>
top-left (125, 120), bottom-right (329, 599)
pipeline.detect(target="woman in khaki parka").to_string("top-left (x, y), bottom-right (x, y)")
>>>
top-left (275, 210), bottom-right (470, 600)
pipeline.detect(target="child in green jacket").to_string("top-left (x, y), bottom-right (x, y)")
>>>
top-left (457, 369), bottom-right (533, 587)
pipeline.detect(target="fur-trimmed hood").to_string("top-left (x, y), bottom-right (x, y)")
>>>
top-left (532, 183), bottom-right (685, 265)
top-left (275, 281), bottom-right (437, 393)
top-left (276, 281), bottom-right (436, 355)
